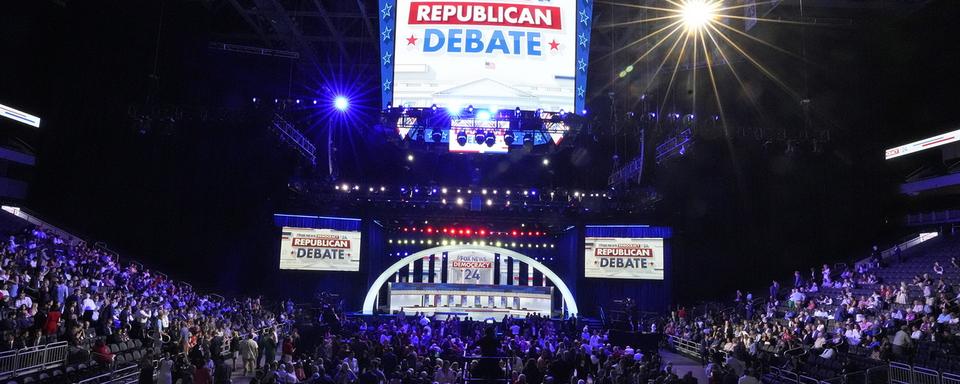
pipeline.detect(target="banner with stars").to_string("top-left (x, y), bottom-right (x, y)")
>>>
top-left (378, 0), bottom-right (592, 113)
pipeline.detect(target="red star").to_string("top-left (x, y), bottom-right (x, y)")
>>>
top-left (548, 39), bottom-right (560, 50)
top-left (406, 34), bottom-right (418, 46)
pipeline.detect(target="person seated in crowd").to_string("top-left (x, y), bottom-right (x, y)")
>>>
top-left (92, 338), bottom-right (114, 365)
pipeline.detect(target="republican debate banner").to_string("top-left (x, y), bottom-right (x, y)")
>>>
top-left (380, 0), bottom-right (593, 113)
top-left (584, 237), bottom-right (664, 280)
top-left (279, 227), bottom-right (362, 271)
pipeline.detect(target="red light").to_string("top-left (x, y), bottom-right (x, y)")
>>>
top-left (459, 229), bottom-right (465, 235)
top-left (465, 229), bottom-right (472, 235)
top-left (479, 230), bottom-right (487, 236)
top-left (511, 230), bottom-right (518, 236)
top-left (442, 228), bottom-right (448, 233)
top-left (426, 227), bottom-right (433, 233)
top-left (402, 227), bottom-right (408, 232)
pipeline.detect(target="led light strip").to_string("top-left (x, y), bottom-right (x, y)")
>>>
top-left (885, 128), bottom-right (960, 160)
top-left (0, 103), bottom-right (40, 128)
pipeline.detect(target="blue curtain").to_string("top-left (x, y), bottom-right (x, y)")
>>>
top-left (273, 214), bottom-right (361, 231)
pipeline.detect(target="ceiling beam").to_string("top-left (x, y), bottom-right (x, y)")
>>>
top-left (310, 0), bottom-right (348, 57)
top-left (224, 0), bottom-right (274, 48)
top-left (355, 0), bottom-right (377, 41)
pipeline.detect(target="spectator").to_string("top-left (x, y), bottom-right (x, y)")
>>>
top-left (240, 333), bottom-right (259, 375)
top-left (738, 369), bottom-right (760, 384)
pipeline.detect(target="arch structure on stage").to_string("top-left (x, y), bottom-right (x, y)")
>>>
top-left (362, 245), bottom-right (579, 317)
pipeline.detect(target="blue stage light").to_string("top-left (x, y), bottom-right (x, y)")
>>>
top-left (334, 96), bottom-right (349, 111)
top-left (475, 110), bottom-right (491, 120)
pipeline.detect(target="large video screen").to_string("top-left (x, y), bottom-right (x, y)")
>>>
top-left (379, 0), bottom-right (593, 113)
top-left (584, 237), bottom-right (664, 280)
top-left (279, 227), bottom-right (362, 271)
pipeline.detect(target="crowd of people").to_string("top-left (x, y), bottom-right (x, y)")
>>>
top-left (9, 217), bottom-right (959, 384)
top-left (0, 224), bottom-right (288, 383)
top-left (245, 311), bottom-right (708, 384)
top-left (661, 242), bottom-right (960, 382)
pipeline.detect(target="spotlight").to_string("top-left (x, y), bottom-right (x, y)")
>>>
top-left (334, 96), bottom-right (349, 111)
top-left (475, 110), bottom-right (491, 121)
top-left (522, 133), bottom-right (534, 145)
top-left (680, 0), bottom-right (718, 31)
top-left (431, 104), bottom-right (438, 111)
top-left (504, 130), bottom-right (515, 145)
top-left (313, 100), bottom-right (318, 105)
top-left (456, 131), bottom-right (467, 146)
top-left (431, 128), bottom-right (443, 142)
top-left (484, 133), bottom-right (496, 147)
top-left (407, 154), bottom-right (414, 162)
top-left (467, 105), bottom-right (474, 113)
top-left (295, 99), bottom-right (301, 104)
top-left (252, 97), bottom-right (258, 103)
top-left (475, 129), bottom-right (485, 144)
top-left (514, 107), bottom-right (521, 116)
top-left (542, 158), bottom-right (550, 166)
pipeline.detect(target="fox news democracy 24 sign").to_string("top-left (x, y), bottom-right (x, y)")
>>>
top-left (279, 227), bottom-right (362, 271)
top-left (584, 237), bottom-right (665, 280)
top-left (379, 0), bottom-right (593, 113)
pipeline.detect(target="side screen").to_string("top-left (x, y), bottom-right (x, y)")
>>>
top-left (584, 237), bottom-right (664, 280)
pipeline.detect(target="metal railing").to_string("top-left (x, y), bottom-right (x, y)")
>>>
top-left (77, 364), bottom-right (141, 384)
top-left (854, 232), bottom-right (939, 269)
top-left (0, 341), bottom-right (68, 379)
top-left (907, 210), bottom-right (960, 226)
top-left (943, 372), bottom-right (960, 384)
top-left (665, 335), bottom-right (702, 361)
top-left (889, 362), bottom-right (960, 384)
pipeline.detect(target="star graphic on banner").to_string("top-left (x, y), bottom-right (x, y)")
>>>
top-left (548, 39), bottom-right (559, 50)
top-left (381, 26), bottom-right (392, 41)
top-left (406, 34), bottom-right (418, 46)
top-left (380, 3), bottom-right (392, 19)
top-left (383, 79), bottom-right (392, 91)
top-left (382, 52), bottom-right (392, 65)
top-left (579, 9), bottom-right (590, 25)
top-left (578, 33), bottom-right (588, 47)
top-left (577, 58), bottom-right (586, 72)
top-left (577, 86), bottom-right (585, 98)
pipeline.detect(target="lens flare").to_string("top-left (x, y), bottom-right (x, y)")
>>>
top-left (680, 0), bottom-right (718, 31)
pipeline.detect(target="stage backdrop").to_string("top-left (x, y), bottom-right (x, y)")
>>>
top-left (578, 225), bottom-right (672, 315)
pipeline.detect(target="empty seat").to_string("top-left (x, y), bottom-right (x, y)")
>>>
top-left (109, 344), bottom-right (119, 354)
